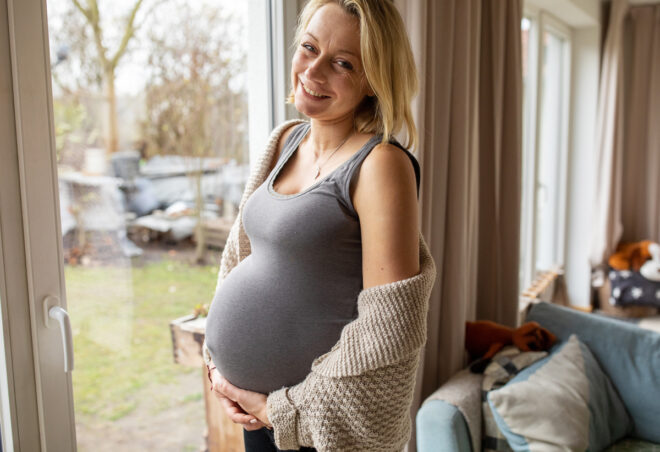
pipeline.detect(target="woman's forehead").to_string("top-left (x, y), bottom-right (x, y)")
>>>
top-left (305, 3), bottom-right (361, 54)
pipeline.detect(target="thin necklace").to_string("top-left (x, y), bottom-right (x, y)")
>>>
top-left (312, 128), bottom-right (355, 180)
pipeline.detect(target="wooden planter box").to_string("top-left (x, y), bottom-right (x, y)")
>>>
top-left (193, 217), bottom-right (233, 250)
top-left (169, 314), bottom-right (245, 452)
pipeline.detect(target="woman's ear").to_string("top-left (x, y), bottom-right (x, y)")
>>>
top-left (366, 82), bottom-right (375, 97)
top-left (361, 76), bottom-right (375, 98)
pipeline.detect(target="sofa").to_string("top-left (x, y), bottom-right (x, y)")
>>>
top-left (416, 301), bottom-right (660, 451)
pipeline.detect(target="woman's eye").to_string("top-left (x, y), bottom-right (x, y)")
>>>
top-left (337, 60), bottom-right (353, 70)
top-left (302, 43), bottom-right (315, 52)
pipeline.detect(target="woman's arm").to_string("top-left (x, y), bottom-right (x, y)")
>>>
top-left (352, 142), bottom-right (420, 288)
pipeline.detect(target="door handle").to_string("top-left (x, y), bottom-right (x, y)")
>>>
top-left (43, 295), bottom-right (74, 373)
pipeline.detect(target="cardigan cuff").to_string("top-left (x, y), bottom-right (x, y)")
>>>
top-left (266, 386), bottom-right (300, 450)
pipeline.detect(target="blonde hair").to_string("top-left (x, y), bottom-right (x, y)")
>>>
top-left (286, 0), bottom-right (418, 151)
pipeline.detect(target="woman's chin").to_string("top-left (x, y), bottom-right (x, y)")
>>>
top-left (294, 99), bottom-right (327, 119)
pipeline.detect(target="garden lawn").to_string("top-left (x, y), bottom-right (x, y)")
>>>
top-left (65, 259), bottom-right (217, 421)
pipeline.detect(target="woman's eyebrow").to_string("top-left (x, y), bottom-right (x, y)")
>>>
top-left (303, 32), bottom-right (358, 57)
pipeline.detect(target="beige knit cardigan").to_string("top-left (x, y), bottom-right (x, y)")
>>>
top-left (202, 119), bottom-right (437, 452)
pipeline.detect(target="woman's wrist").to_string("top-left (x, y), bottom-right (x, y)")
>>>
top-left (258, 402), bottom-right (272, 428)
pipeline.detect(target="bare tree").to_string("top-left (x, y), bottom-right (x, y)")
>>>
top-left (69, 0), bottom-right (150, 154)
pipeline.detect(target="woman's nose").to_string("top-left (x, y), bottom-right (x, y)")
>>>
top-left (305, 58), bottom-right (327, 84)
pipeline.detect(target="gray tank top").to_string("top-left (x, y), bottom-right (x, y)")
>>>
top-left (205, 122), bottom-right (420, 394)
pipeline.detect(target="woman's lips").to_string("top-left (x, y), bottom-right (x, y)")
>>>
top-left (300, 81), bottom-right (330, 100)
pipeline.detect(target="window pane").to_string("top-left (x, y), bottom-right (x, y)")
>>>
top-left (46, 0), bottom-right (250, 449)
top-left (535, 29), bottom-right (567, 273)
top-left (519, 15), bottom-right (535, 292)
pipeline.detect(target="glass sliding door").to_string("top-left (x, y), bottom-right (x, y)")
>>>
top-left (47, 1), bottom-right (250, 449)
top-left (0, 0), bottom-right (287, 450)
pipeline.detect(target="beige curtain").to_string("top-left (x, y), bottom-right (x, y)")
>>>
top-left (590, 0), bottom-right (660, 267)
top-left (590, 0), bottom-right (630, 266)
top-left (396, 1), bottom-right (523, 450)
top-left (621, 4), bottom-right (660, 243)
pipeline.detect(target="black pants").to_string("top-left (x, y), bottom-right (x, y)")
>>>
top-left (243, 426), bottom-right (317, 452)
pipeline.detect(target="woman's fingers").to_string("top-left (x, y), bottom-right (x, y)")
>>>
top-left (217, 393), bottom-right (267, 430)
top-left (243, 418), bottom-right (268, 431)
top-left (209, 369), bottom-right (269, 430)
top-left (210, 369), bottom-right (225, 394)
top-left (219, 396), bottom-right (259, 425)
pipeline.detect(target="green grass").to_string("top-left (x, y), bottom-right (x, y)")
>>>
top-left (65, 259), bottom-right (217, 421)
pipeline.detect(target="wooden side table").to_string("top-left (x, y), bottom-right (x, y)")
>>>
top-left (170, 315), bottom-right (245, 452)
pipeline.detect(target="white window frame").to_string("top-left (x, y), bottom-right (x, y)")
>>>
top-left (248, 0), bottom-right (301, 172)
top-left (520, 5), bottom-right (573, 292)
top-left (0, 0), bottom-right (293, 449)
top-left (520, 8), bottom-right (540, 293)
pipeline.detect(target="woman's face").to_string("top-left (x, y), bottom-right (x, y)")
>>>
top-left (290, 3), bottom-right (373, 122)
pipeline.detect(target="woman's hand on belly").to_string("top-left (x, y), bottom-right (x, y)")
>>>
top-left (210, 368), bottom-right (272, 430)
top-left (211, 369), bottom-right (273, 430)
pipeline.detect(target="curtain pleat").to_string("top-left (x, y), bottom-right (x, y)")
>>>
top-left (397, 1), bottom-right (523, 450)
top-left (476, 0), bottom-right (522, 325)
top-left (590, 0), bottom-right (630, 266)
top-left (621, 4), bottom-right (660, 243)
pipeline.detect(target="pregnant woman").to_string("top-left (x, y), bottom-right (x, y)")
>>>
top-left (202, 1), bottom-right (437, 451)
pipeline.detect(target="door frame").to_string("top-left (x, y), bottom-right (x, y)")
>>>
top-left (1, 0), bottom-right (76, 450)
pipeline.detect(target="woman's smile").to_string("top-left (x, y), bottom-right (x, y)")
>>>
top-left (300, 80), bottom-right (331, 100)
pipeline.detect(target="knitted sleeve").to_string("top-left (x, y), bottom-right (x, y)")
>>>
top-left (266, 234), bottom-right (437, 452)
top-left (267, 354), bottom-right (421, 452)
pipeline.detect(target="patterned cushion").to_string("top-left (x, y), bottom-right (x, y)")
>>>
top-left (609, 266), bottom-right (660, 308)
top-left (480, 346), bottom-right (548, 451)
top-left (487, 335), bottom-right (632, 451)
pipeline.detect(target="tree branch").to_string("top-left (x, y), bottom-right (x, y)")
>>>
top-left (72, 0), bottom-right (109, 68)
top-left (71, 0), bottom-right (91, 22)
top-left (110, 0), bottom-right (145, 68)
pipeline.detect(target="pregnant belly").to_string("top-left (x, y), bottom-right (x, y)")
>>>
top-left (205, 256), bottom-right (354, 394)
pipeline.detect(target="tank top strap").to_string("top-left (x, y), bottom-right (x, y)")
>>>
top-left (277, 122), bottom-right (311, 165)
top-left (267, 122), bottom-right (311, 186)
top-left (334, 134), bottom-right (421, 219)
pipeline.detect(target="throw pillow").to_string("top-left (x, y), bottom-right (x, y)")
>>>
top-left (481, 346), bottom-right (548, 452)
top-left (487, 335), bottom-right (632, 452)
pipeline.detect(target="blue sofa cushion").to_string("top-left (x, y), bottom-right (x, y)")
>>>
top-left (526, 302), bottom-right (660, 443)
top-left (416, 399), bottom-right (472, 452)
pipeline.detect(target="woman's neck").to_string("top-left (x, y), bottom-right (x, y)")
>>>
top-left (305, 116), bottom-right (356, 156)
